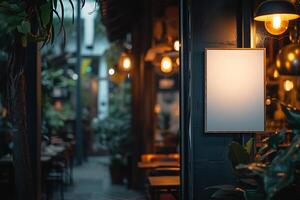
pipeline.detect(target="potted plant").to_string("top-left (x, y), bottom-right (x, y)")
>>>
top-left (93, 112), bottom-right (131, 184)
top-left (93, 79), bottom-right (132, 184)
top-left (206, 99), bottom-right (300, 200)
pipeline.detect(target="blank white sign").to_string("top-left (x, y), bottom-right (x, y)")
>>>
top-left (205, 49), bottom-right (265, 133)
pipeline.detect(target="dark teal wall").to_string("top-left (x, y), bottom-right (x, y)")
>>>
top-left (187, 0), bottom-right (253, 199)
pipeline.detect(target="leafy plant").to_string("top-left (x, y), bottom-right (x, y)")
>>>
top-left (93, 80), bottom-right (132, 165)
top-left (41, 58), bottom-right (75, 135)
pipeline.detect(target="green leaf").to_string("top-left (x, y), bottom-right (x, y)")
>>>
top-left (20, 35), bottom-right (27, 47)
top-left (228, 141), bottom-right (251, 168)
top-left (244, 138), bottom-right (254, 155)
top-left (268, 131), bottom-right (285, 149)
top-left (40, 1), bottom-right (52, 26)
top-left (17, 20), bottom-right (31, 34)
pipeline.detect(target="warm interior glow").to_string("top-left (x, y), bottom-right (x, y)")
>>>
top-left (122, 57), bottom-right (131, 70)
top-left (255, 13), bottom-right (300, 35)
top-left (276, 59), bottom-right (281, 68)
top-left (254, 13), bottom-right (299, 22)
top-left (108, 68), bottom-right (115, 76)
top-left (264, 15), bottom-right (289, 35)
top-left (160, 56), bottom-right (173, 73)
top-left (176, 57), bottom-right (180, 66)
top-left (288, 52), bottom-right (295, 61)
top-left (284, 80), bottom-right (294, 91)
top-left (273, 69), bottom-right (279, 78)
top-left (174, 40), bottom-right (180, 51)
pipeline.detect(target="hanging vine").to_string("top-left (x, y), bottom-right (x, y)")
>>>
top-left (0, 0), bottom-right (86, 199)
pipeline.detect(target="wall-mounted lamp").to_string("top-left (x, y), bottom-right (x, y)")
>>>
top-left (254, 0), bottom-right (299, 35)
top-left (160, 56), bottom-right (173, 74)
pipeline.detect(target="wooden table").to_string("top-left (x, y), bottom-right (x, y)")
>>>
top-left (148, 176), bottom-right (180, 200)
top-left (138, 161), bottom-right (180, 169)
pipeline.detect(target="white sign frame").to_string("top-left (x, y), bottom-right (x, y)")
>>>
top-left (205, 48), bottom-right (266, 133)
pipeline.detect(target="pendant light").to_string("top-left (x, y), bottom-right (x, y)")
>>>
top-left (254, 0), bottom-right (300, 35)
top-left (160, 56), bottom-right (173, 74)
top-left (119, 53), bottom-right (132, 72)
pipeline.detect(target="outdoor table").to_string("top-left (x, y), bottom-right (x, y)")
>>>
top-left (148, 176), bottom-right (180, 200)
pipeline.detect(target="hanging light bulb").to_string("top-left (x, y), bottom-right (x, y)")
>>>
top-left (174, 40), bottom-right (180, 51)
top-left (264, 15), bottom-right (289, 35)
top-left (122, 57), bottom-right (131, 71)
top-left (119, 53), bottom-right (132, 72)
top-left (284, 79), bottom-right (294, 91)
top-left (160, 56), bottom-right (173, 73)
top-left (108, 68), bottom-right (115, 76)
top-left (254, 0), bottom-right (299, 35)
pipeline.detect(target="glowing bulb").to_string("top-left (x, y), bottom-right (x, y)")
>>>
top-left (273, 15), bottom-right (281, 29)
top-left (174, 40), bottom-right (180, 51)
top-left (273, 69), bottom-right (279, 79)
top-left (284, 80), bottom-right (294, 91)
top-left (122, 57), bottom-right (131, 70)
top-left (160, 56), bottom-right (173, 73)
top-left (108, 68), bottom-right (115, 76)
top-left (276, 59), bottom-right (281, 68)
top-left (264, 15), bottom-right (289, 35)
top-left (176, 57), bottom-right (180, 66)
top-left (288, 53), bottom-right (295, 61)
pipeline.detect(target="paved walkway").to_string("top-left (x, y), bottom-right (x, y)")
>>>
top-left (62, 156), bottom-right (146, 200)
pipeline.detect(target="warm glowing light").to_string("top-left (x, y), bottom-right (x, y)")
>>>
top-left (276, 59), bottom-right (281, 68)
top-left (284, 80), bottom-right (294, 91)
top-left (266, 98), bottom-right (272, 105)
top-left (296, 48), bottom-right (300, 55)
top-left (288, 53), bottom-right (295, 61)
top-left (264, 15), bottom-right (289, 35)
top-left (273, 15), bottom-right (282, 29)
top-left (174, 40), bottom-right (180, 51)
top-left (176, 57), bottom-right (180, 66)
top-left (154, 104), bottom-right (161, 113)
top-left (108, 68), bottom-right (115, 76)
top-left (273, 69), bottom-right (279, 78)
top-left (255, 13), bottom-right (300, 35)
top-left (285, 61), bottom-right (291, 69)
top-left (160, 56), bottom-right (173, 73)
top-left (122, 57), bottom-right (131, 70)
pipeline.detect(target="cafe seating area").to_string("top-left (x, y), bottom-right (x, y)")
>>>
top-left (138, 154), bottom-right (180, 200)
top-left (3, 0), bottom-right (300, 199)
top-left (0, 136), bottom-right (75, 200)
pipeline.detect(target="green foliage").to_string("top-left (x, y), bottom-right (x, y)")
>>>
top-left (41, 60), bottom-right (75, 135)
top-left (104, 43), bottom-right (121, 69)
top-left (231, 102), bottom-right (300, 200)
top-left (93, 80), bottom-right (132, 165)
top-left (228, 141), bottom-right (251, 168)
top-left (0, 0), bottom-right (86, 50)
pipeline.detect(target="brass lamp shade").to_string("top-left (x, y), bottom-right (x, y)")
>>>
top-left (254, 0), bottom-right (299, 21)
